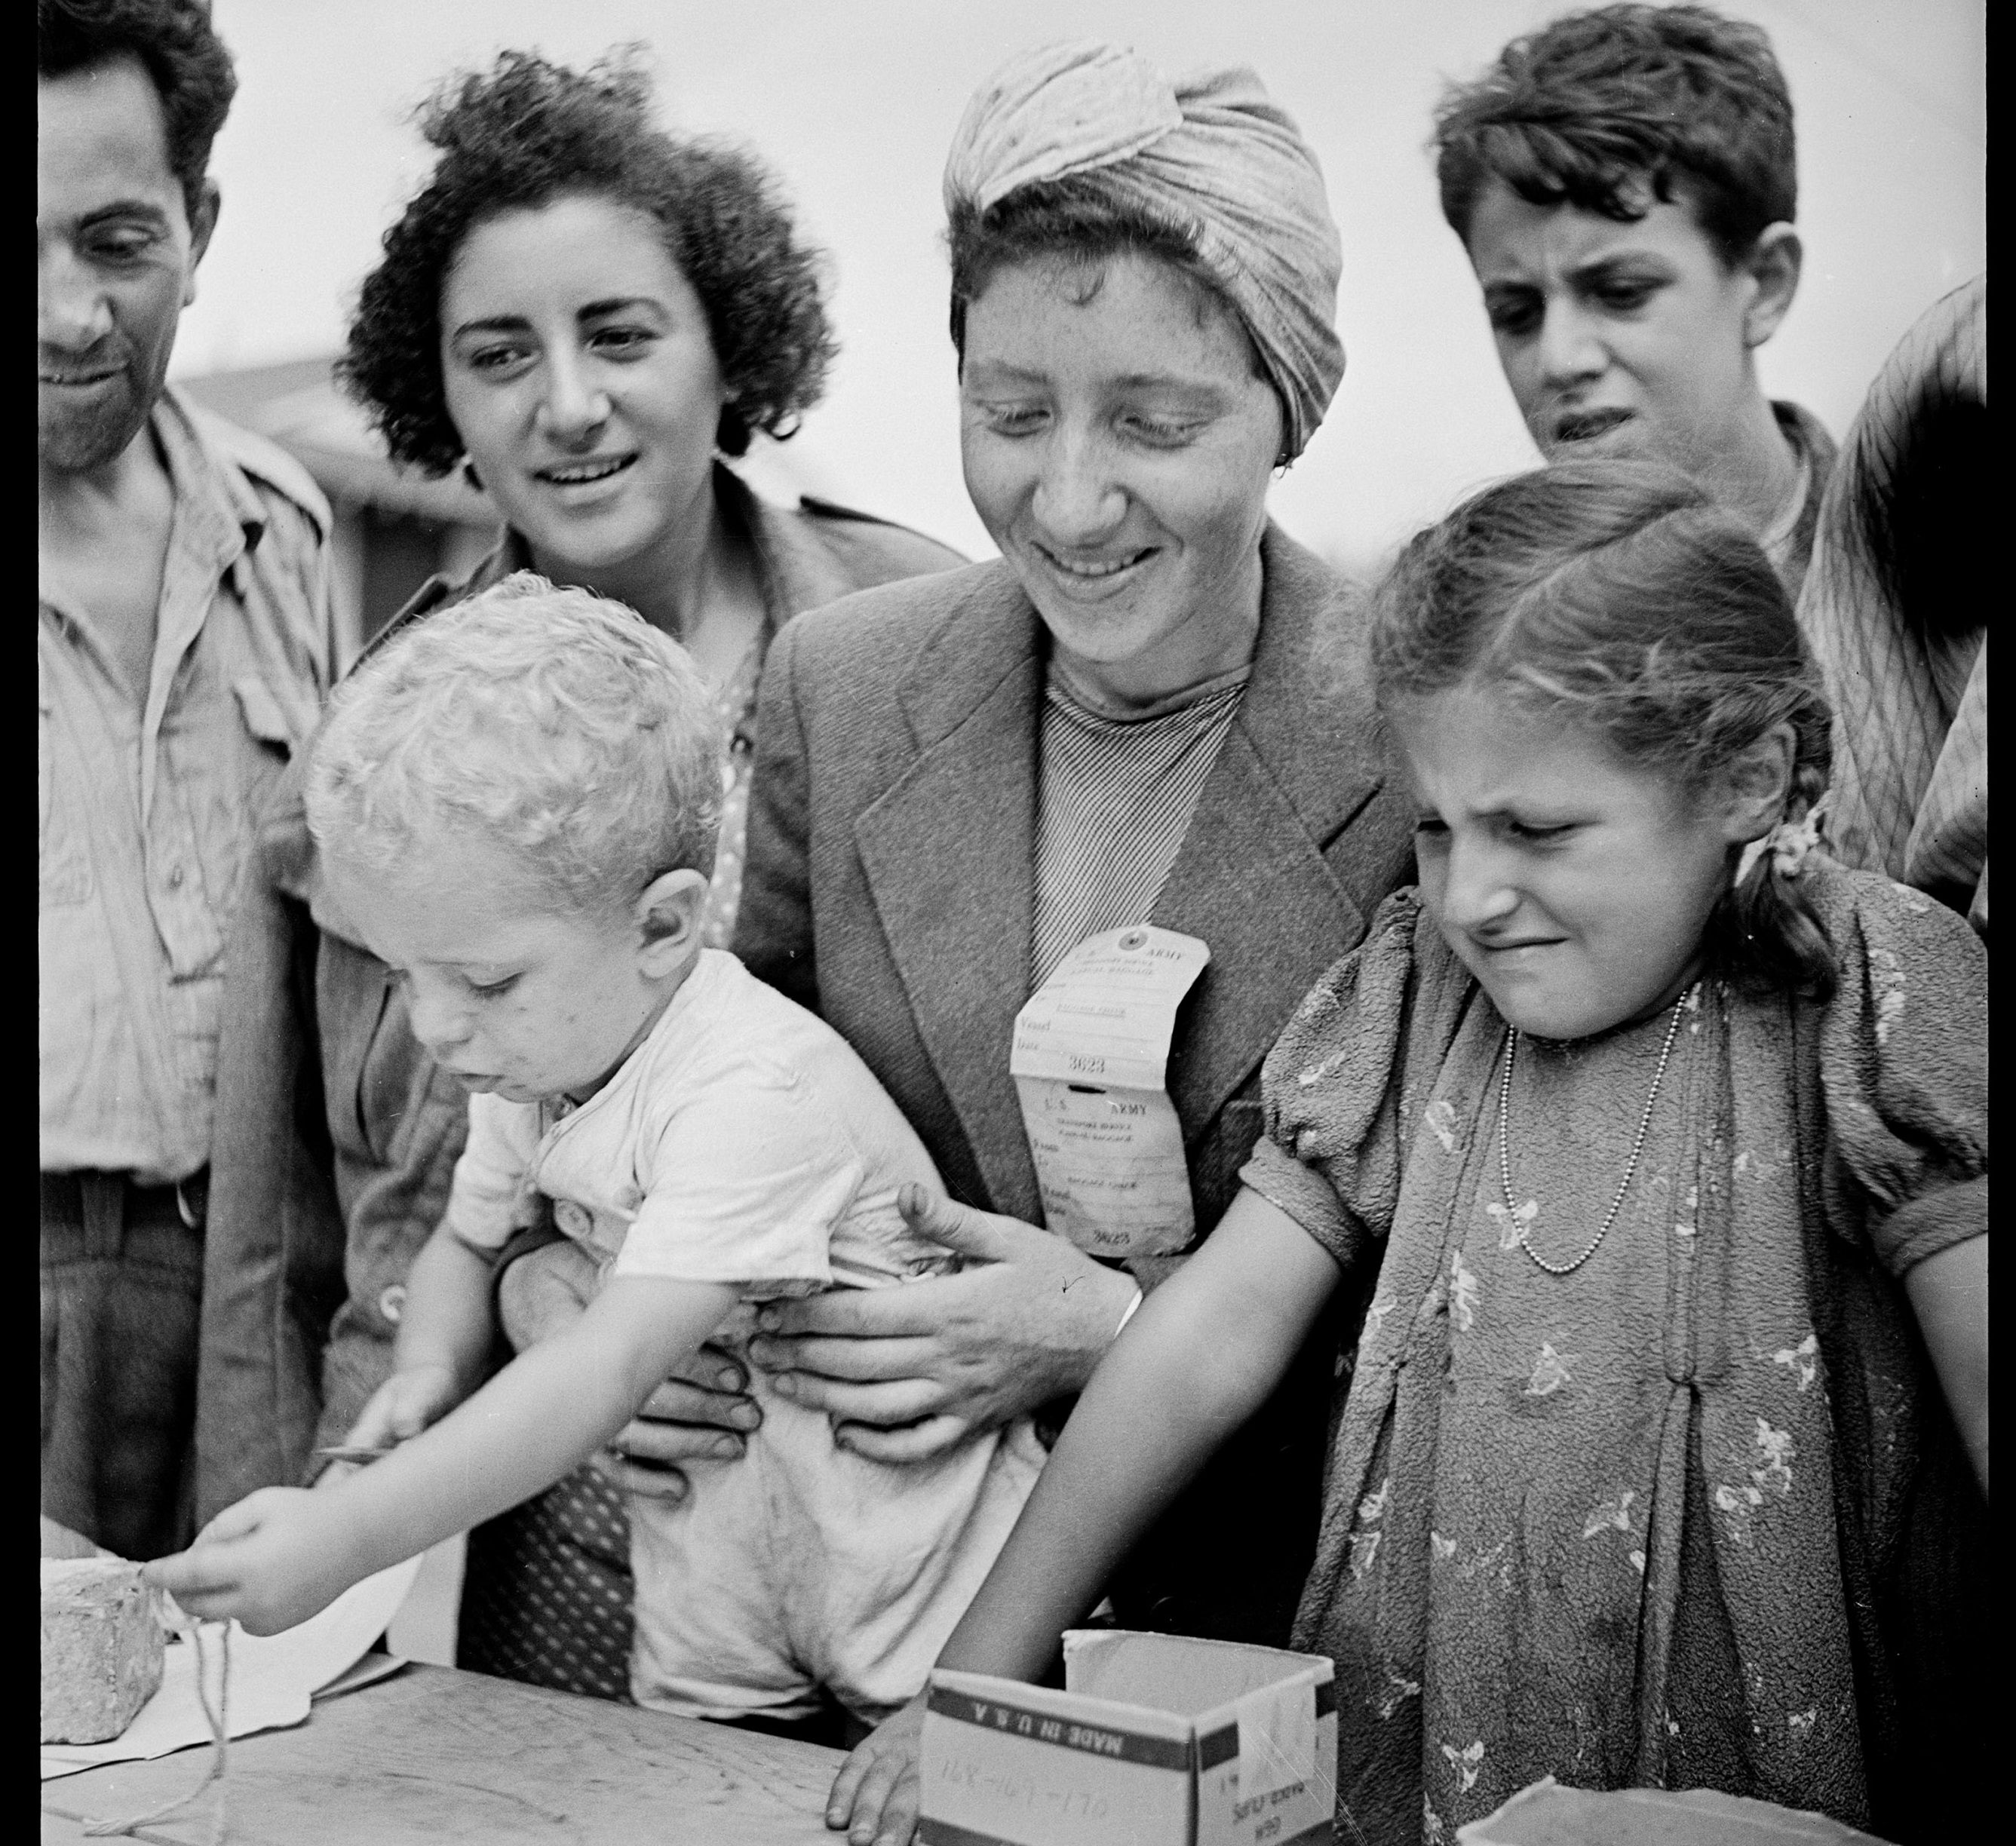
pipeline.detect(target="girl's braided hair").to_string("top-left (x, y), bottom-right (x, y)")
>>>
top-left (1370, 459), bottom-right (1835, 998)
top-left (342, 46), bottom-right (833, 473)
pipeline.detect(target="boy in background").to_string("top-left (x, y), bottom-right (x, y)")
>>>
top-left (1433, 3), bottom-right (1833, 597)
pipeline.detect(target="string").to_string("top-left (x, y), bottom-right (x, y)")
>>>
top-left (1235, 1689), bottom-right (1345, 1839)
top-left (1239, 1698), bottom-right (1370, 1846)
top-left (84, 1617), bottom-right (231, 1844)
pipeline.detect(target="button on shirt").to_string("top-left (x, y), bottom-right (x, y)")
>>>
top-left (39, 388), bottom-right (334, 1185)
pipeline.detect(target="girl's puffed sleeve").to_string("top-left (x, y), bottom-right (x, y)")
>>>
top-left (1815, 868), bottom-right (1989, 1276)
top-left (1238, 889), bottom-right (1426, 1274)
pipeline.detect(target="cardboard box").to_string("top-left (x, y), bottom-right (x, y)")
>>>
top-left (919, 1629), bottom-right (1336, 1846)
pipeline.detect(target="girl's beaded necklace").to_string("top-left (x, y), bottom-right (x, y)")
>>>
top-left (1495, 983), bottom-right (1696, 1277)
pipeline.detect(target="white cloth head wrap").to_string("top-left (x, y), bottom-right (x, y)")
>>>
top-left (944, 41), bottom-right (1346, 459)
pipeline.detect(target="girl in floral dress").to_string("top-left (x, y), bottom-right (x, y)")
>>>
top-left (828, 461), bottom-right (1987, 1846)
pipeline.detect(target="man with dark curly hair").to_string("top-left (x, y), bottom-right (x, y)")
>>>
top-left (40, 0), bottom-right (336, 1560)
top-left (1434, 3), bottom-right (1834, 598)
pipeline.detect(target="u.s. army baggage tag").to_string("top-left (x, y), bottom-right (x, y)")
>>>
top-left (1011, 925), bottom-right (1211, 1259)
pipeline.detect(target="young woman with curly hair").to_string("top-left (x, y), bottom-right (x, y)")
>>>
top-left (195, 48), bottom-right (961, 1734)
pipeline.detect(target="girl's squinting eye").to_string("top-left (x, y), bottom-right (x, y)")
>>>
top-left (1507, 819), bottom-right (1574, 843)
top-left (1486, 292), bottom-right (1542, 338)
top-left (1413, 816), bottom-right (1451, 842)
top-left (466, 974), bottom-right (521, 999)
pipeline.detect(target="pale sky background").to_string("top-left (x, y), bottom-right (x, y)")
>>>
top-left (171, 0), bottom-right (1985, 571)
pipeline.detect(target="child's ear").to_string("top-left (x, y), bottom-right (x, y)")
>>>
top-left (633, 869), bottom-right (710, 974)
top-left (1740, 224), bottom-right (1802, 350)
top-left (1716, 722), bottom-right (1798, 843)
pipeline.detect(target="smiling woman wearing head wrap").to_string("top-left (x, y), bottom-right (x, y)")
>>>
top-left (942, 40), bottom-right (1346, 461)
top-left (734, 45), bottom-right (1414, 1840)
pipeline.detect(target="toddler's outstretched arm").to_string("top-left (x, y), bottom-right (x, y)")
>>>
top-left (149, 1273), bottom-right (739, 1633)
top-left (827, 1186), bottom-right (1343, 1846)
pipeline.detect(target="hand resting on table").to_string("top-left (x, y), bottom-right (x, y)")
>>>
top-left (825, 1688), bottom-right (928, 1845)
top-left (747, 1185), bottom-right (1137, 1463)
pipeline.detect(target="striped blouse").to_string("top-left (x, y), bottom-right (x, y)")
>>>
top-left (1029, 661), bottom-right (1251, 993)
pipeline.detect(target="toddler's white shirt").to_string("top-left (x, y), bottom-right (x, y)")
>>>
top-left (443, 949), bottom-right (950, 1297)
top-left (437, 949), bottom-right (1045, 1725)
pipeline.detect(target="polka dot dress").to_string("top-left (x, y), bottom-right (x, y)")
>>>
top-left (701, 637), bottom-right (764, 952)
top-left (457, 1463), bottom-right (635, 1700)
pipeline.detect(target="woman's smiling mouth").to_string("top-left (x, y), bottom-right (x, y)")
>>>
top-left (1033, 541), bottom-right (1155, 581)
top-left (535, 453), bottom-right (639, 487)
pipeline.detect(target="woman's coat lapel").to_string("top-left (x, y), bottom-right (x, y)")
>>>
top-left (855, 524), bottom-right (1385, 1226)
top-left (853, 569), bottom-right (1046, 1215)
top-left (1155, 530), bottom-right (1384, 1143)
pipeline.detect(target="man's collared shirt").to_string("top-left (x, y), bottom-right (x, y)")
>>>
top-left (40, 385), bottom-right (334, 1184)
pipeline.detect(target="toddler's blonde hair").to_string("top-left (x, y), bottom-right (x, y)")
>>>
top-left (306, 572), bottom-right (722, 917)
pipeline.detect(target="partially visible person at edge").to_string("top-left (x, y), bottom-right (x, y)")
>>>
top-left (41, 0), bottom-right (335, 1563)
top-left (1433, 2), bottom-right (1834, 599)
top-left (1795, 274), bottom-right (1987, 937)
top-left (194, 47), bottom-right (962, 1722)
top-left (732, 36), bottom-right (1414, 1689)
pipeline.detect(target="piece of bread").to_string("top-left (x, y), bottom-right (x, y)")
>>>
top-left (41, 1557), bottom-right (165, 1744)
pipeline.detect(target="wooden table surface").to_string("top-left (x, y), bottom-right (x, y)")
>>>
top-left (41, 1661), bottom-right (848, 1845)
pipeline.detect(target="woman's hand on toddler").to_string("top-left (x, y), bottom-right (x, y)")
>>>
top-left (594, 1357), bottom-right (765, 1502)
top-left (825, 1688), bottom-right (926, 1845)
top-left (749, 1184), bottom-right (1137, 1464)
top-left (143, 1488), bottom-right (361, 1636)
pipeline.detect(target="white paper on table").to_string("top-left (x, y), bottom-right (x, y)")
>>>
top-left (40, 1554), bottom-right (422, 1780)
top-left (1011, 925), bottom-right (1211, 1259)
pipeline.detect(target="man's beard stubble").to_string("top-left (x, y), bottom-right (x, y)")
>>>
top-left (38, 342), bottom-right (158, 475)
